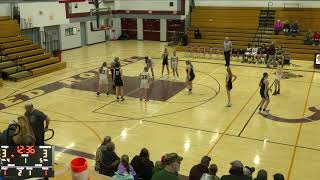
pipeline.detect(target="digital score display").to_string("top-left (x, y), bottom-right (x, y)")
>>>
top-left (0, 146), bottom-right (54, 178)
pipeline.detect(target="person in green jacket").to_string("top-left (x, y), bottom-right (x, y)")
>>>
top-left (151, 153), bottom-right (183, 180)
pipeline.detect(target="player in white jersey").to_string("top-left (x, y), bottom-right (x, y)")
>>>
top-left (139, 66), bottom-right (151, 101)
top-left (171, 51), bottom-right (179, 79)
top-left (273, 60), bottom-right (283, 95)
top-left (97, 62), bottom-right (109, 96)
top-left (145, 56), bottom-right (154, 78)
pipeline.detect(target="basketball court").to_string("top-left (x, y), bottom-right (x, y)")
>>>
top-left (0, 40), bottom-right (319, 179)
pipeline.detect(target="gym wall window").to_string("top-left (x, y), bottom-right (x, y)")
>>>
top-left (65, 27), bottom-right (77, 36)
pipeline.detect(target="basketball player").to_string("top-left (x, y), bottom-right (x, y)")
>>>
top-left (225, 67), bottom-right (237, 107)
top-left (161, 48), bottom-right (169, 77)
top-left (186, 60), bottom-right (195, 95)
top-left (171, 51), bottom-right (179, 79)
top-left (97, 62), bottom-right (109, 96)
top-left (259, 72), bottom-right (272, 115)
top-left (111, 57), bottom-right (120, 88)
top-left (145, 56), bottom-right (154, 78)
top-left (113, 62), bottom-right (125, 101)
top-left (139, 66), bottom-right (151, 101)
top-left (273, 60), bottom-right (283, 95)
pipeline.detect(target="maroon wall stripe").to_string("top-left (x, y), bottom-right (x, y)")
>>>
top-left (65, 0), bottom-right (185, 18)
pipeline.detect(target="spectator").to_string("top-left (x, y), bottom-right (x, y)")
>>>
top-left (99, 142), bottom-right (120, 176)
top-left (24, 103), bottom-right (50, 146)
top-left (254, 169), bottom-right (267, 180)
top-left (152, 156), bottom-right (166, 175)
top-left (151, 153), bottom-right (183, 180)
top-left (131, 148), bottom-right (154, 180)
top-left (250, 45), bottom-right (259, 64)
top-left (242, 43), bottom-right (252, 63)
top-left (95, 136), bottom-right (112, 171)
top-left (224, 37), bottom-right (232, 66)
top-left (200, 164), bottom-right (220, 180)
top-left (267, 42), bottom-right (276, 68)
top-left (290, 20), bottom-right (299, 36)
top-left (304, 30), bottom-right (313, 45)
top-left (283, 20), bottom-right (290, 36)
top-left (182, 32), bottom-right (188, 46)
top-left (274, 19), bottom-right (283, 35)
top-left (116, 155), bottom-right (136, 176)
top-left (0, 120), bottom-right (18, 145)
top-left (189, 156), bottom-right (211, 180)
top-left (220, 160), bottom-right (251, 180)
top-left (243, 166), bottom-right (255, 179)
top-left (273, 173), bottom-right (285, 180)
top-left (313, 31), bottom-right (320, 46)
top-left (256, 44), bottom-right (267, 64)
top-left (194, 28), bottom-right (202, 39)
top-left (276, 45), bottom-right (284, 65)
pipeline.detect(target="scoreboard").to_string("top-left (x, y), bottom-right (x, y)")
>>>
top-left (0, 146), bottom-right (54, 178)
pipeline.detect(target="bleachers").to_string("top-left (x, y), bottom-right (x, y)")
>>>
top-left (177, 7), bottom-right (320, 61)
top-left (0, 16), bottom-right (66, 81)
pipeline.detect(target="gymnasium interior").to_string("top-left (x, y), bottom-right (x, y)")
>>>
top-left (0, 0), bottom-right (320, 179)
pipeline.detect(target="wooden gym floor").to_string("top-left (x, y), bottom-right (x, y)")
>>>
top-left (0, 41), bottom-right (320, 180)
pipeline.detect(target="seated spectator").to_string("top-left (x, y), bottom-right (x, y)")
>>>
top-left (243, 166), bottom-right (255, 179)
top-left (256, 44), bottom-right (267, 64)
top-left (189, 156), bottom-right (211, 180)
top-left (182, 32), bottom-right (188, 46)
top-left (0, 120), bottom-right (18, 146)
top-left (274, 19), bottom-right (283, 35)
top-left (254, 169), bottom-right (267, 180)
top-left (290, 20), bottom-right (299, 36)
top-left (276, 45), bottom-right (284, 65)
top-left (313, 31), bottom-right (320, 46)
top-left (152, 156), bottom-right (166, 175)
top-left (250, 45), bottom-right (259, 64)
top-left (131, 148), bottom-right (154, 180)
top-left (113, 154), bottom-right (136, 180)
top-left (220, 160), bottom-right (251, 180)
top-left (242, 44), bottom-right (252, 63)
top-left (273, 173), bottom-right (285, 180)
top-left (200, 164), bottom-right (220, 180)
top-left (283, 20), bottom-right (290, 36)
top-left (95, 136), bottom-right (112, 171)
top-left (283, 50), bottom-right (291, 65)
top-left (304, 30), bottom-right (313, 45)
top-left (99, 142), bottom-right (120, 176)
top-left (151, 153), bottom-right (183, 180)
top-left (194, 28), bottom-right (202, 39)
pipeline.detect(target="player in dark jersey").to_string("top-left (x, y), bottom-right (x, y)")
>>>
top-left (161, 48), bottom-right (169, 77)
top-left (113, 62), bottom-right (125, 101)
top-left (259, 72), bottom-right (272, 115)
top-left (185, 60), bottom-right (195, 95)
top-left (226, 67), bottom-right (237, 107)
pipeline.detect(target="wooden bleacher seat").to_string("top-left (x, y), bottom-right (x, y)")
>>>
top-left (0, 16), bottom-right (10, 21)
top-left (23, 57), bottom-right (59, 70)
top-left (5, 49), bottom-right (45, 61)
top-left (0, 17), bottom-right (65, 81)
top-left (17, 53), bottom-right (52, 65)
top-left (0, 40), bottom-right (33, 49)
top-left (0, 36), bottom-right (24, 44)
top-left (1, 44), bottom-right (39, 55)
top-left (31, 62), bottom-right (66, 76)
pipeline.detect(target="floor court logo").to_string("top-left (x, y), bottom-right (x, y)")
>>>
top-left (261, 107), bottom-right (320, 123)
